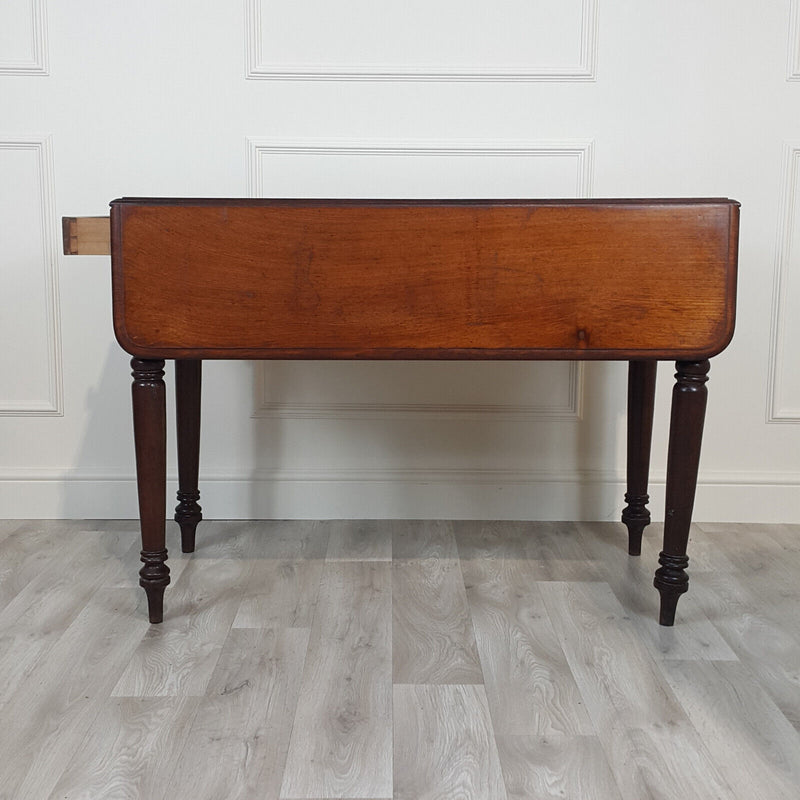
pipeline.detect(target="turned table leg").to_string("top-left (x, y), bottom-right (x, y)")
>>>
top-left (622, 360), bottom-right (658, 555)
top-left (654, 359), bottom-right (710, 626)
top-left (131, 358), bottom-right (169, 623)
top-left (175, 359), bottom-right (202, 553)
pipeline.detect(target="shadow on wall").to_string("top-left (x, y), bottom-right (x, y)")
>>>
top-left (249, 359), bottom-right (628, 521)
top-left (575, 360), bottom-right (629, 522)
top-left (63, 344), bottom-right (170, 522)
top-left (66, 350), bottom-right (630, 523)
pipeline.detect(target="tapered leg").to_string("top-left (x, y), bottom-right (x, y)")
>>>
top-left (131, 358), bottom-right (169, 623)
top-left (621, 360), bottom-right (658, 555)
top-left (175, 359), bottom-right (202, 553)
top-left (654, 360), bottom-right (709, 626)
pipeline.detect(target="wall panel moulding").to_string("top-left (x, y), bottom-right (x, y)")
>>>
top-left (0, 136), bottom-right (62, 416)
top-left (0, 0), bottom-right (48, 75)
top-left (768, 144), bottom-right (800, 422)
top-left (245, 0), bottom-right (598, 81)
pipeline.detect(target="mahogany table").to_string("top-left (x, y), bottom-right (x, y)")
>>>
top-left (97, 197), bottom-right (739, 626)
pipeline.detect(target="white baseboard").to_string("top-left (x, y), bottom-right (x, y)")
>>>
top-left (1, 468), bottom-right (798, 523)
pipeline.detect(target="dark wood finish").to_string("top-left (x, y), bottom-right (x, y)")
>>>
top-left (131, 358), bottom-right (169, 623)
top-left (654, 360), bottom-right (710, 625)
top-left (174, 359), bottom-right (202, 553)
top-left (109, 198), bottom-right (740, 626)
top-left (621, 360), bottom-right (658, 555)
top-left (110, 199), bottom-right (738, 361)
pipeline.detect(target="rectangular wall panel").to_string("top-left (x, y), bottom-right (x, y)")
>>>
top-left (769, 145), bottom-right (800, 421)
top-left (790, 0), bottom-right (800, 80)
top-left (255, 361), bottom-right (581, 420)
top-left (248, 140), bottom-right (591, 420)
top-left (0, 0), bottom-right (47, 74)
top-left (246, 0), bottom-right (597, 80)
top-left (247, 140), bottom-right (593, 198)
top-left (0, 138), bottom-right (62, 414)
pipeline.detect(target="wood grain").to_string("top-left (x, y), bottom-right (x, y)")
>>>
top-left (393, 556), bottom-right (483, 685)
top-left (46, 696), bottom-right (200, 800)
top-left (496, 734), bottom-right (623, 800)
top-left (538, 581), bottom-right (684, 725)
top-left (462, 558), bottom-right (594, 736)
top-left (280, 561), bottom-right (392, 798)
top-left (539, 581), bottom-right (735, 799)
top-left (232, 558), bottom-right (324, 629)
top-left (394, 683), bottom-right (507, 800)
top-left (0, 524), bottom-right (127, 619)
top-left (2, 520), bottom-right (798, 799)
top-left (692, 570), bottom-right (800, 731)
top-left (165, 627), bottom-right (310, 800)
top-left (455, 520), bottom-right (603, 582)
top-left (0, 528), bottom-right (138, 707)
top-left (391, 519), bottom-right (460, 560)
top-left (186, 519), bottom-right (328, 561)
top-left (0, 589), bottom-right (149, 799)
top-left (326, 519), bottom-right (393, 561)
top-left (763, 523), bottom-right (800, 554)
top-left (659, 659), bottom-right (800, 800)
top-left (110, 198), bottom-right (739, 360)
top-left (700, 525), bottom-right (800, 613)
top-left (0, 519), bottom-right (22, 543)
top-left (392, 521), bottom-right (483, 684)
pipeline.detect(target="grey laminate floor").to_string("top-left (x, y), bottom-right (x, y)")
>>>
top-left (1, 518), bottom-right (798, 799)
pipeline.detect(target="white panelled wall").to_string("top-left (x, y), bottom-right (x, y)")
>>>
top-left (1, 1), bottom-right (799, 521)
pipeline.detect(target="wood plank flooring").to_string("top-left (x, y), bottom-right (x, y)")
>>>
top-left (0, 518), bottom-right (798, 799)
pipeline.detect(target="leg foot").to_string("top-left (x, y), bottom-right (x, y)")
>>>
top-left (175, 492), bottom-right (201, 553)
top-left (175, 360), bottom-right (202, 553)
top-left (653, 551), bottom-right (689, 626)
top-left (655, 359), bottom-right (709, 626)
top-left (622, 493), bottom-right (650, 557)
top-left (622, 361), bottom-right (657, 556)
top-left (140, 548), bottom-right (170, 623)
